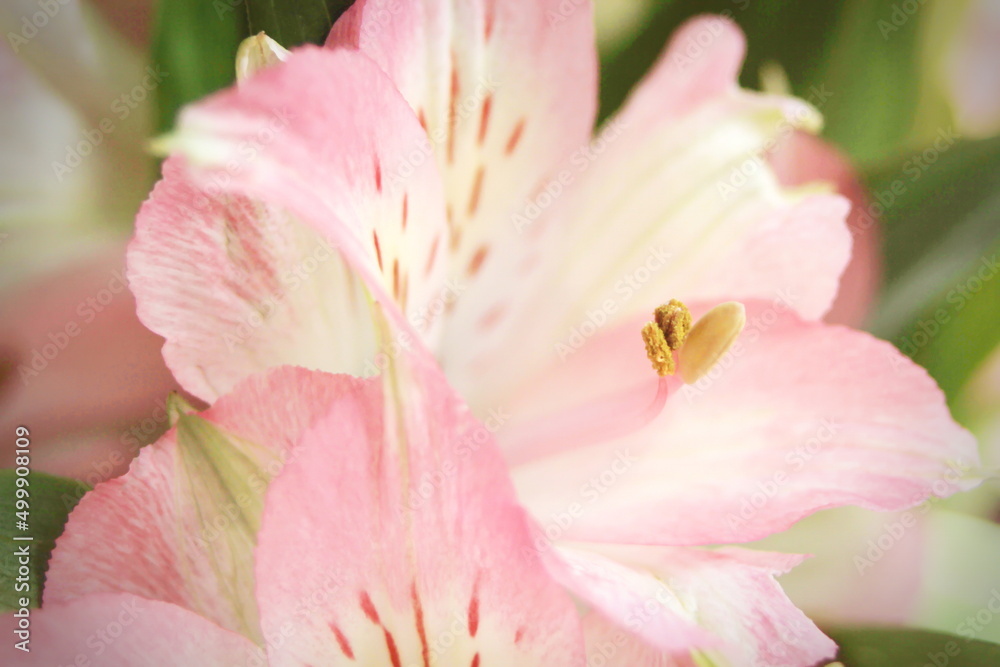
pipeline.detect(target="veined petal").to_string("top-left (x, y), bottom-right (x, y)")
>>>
top-left (254, 357), bottom-right (584, 665)
top-left (440, 15), bottom-right (852, 411)
top-left (543, 545), bottom-right (716, 655)
top-left (20, 594), bottom-right (258, 666)
top-left (328, 0), bottom-right (597, 272)
top-left (44, 367), bottom-right (367, 643)
top-left (130, 47), bottom-right (450, 401)
top-left (577, 547), bottom-right (836, 667)
top-left (130, 161), bottom-right (378, 402)
top-left (510, 301), bottom-right (980, 546)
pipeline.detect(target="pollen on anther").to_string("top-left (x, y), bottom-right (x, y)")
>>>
top-left (641, 300), bottom-right (693, 377)
top-left (642, 321), bottom-right (674, 377)
top-left (655, 299), bottom-right (692, 350)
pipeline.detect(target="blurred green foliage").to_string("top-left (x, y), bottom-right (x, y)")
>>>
top-left (0, 471), bottom-right (89, 611)
top-left (245, 0), bottom-right (355, 48)
top-left (828, 627), bottom-right (1000, 666)
top-left (151, 0), bottom-right (354, 132)
top-left (151, 0), bottom-right (247, 132)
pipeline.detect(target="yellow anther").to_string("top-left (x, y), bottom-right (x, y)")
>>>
top-left (679, 302), bottom-right (746, 384)
top-left (641, 300), bottom-right (692, 377)
top-left (642, 300), bottom-right (746, 381)
top-left (654, 299), bottom-right (692, 350)
top-left (642, 321), bottom-right (675, 376)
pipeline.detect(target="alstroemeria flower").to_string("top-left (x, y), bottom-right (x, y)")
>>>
top-left (19, 357), bottom-right (584, 664)
top-left (127, 2), bottom-right (979, 663)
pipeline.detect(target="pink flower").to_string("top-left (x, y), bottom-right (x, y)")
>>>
top-left (0, 247), bottom-right (181, 482)
top-left (769, 130), bottom-right (882, 328)
top-left (0, 4), bottom-right (170, 482)
top-left (124, 2), bottom-right (978, 663)
top-left (20, 359), bottom-right (585, 664)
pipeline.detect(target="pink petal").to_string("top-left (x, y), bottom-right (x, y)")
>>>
top-left (543, 545), bottom-right (716, 654)
top-left (770, 130), bottom-right (881, 327)
top-left (44, 366), bottom-right (366, 642)
top-left (328, 0), bottom-right (597, 284)
top-left (509, 300), bottom-right (980, 546)
top-left (254, 358), bottom-right (584, 664)
top-left (8, 594), bottom-right (258, 665)
top-left (129, 47), bottom-right (450, 401)
top-left (577, 547), bottom-right (836, 667)
top-left (440, 15), bottom-right (852, 412)
top-left (0, 246), bottom-right (180, 482)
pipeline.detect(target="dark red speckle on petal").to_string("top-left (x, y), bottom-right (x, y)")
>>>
top-left (329, 622), bottom-right (355, 659)
top-left (359, 591), bottom-right (381, 625)
top-left (383, 628), bottom-right (402, 667)
top-left (505, 119), bottom-right (526, 155)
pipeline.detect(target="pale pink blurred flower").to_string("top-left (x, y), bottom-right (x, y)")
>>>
top-left (0, 1), bottom-right (176, 481)
top-left (0, 248), bottom-right (180, 481)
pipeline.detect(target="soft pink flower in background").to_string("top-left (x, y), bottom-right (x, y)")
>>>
top-left (0, 247), bottom-right (179, 480)
top-left (117, 1), bottom-right (979, 662)
top-left (0, 2), bottom-right (176, 481)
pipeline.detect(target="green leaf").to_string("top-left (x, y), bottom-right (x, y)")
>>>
top-left (245, 0), bottom-right (355, 48)
top-left (802, 0), bottom-right (924, 167)
top-left (0, 469), bottom-right (90, 611)
top-left (866, 137), bottom-right (1000, 403)
top-left (828, 627), bottom-right (1000, 666)
top-left (151, 0), bottom-right (250, 133)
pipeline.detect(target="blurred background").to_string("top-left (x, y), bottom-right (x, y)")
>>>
top-left (1, 0), bottom-right (998, 662)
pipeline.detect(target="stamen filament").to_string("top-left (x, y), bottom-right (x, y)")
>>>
top-left (503, 377), bottom-right (673, 467)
